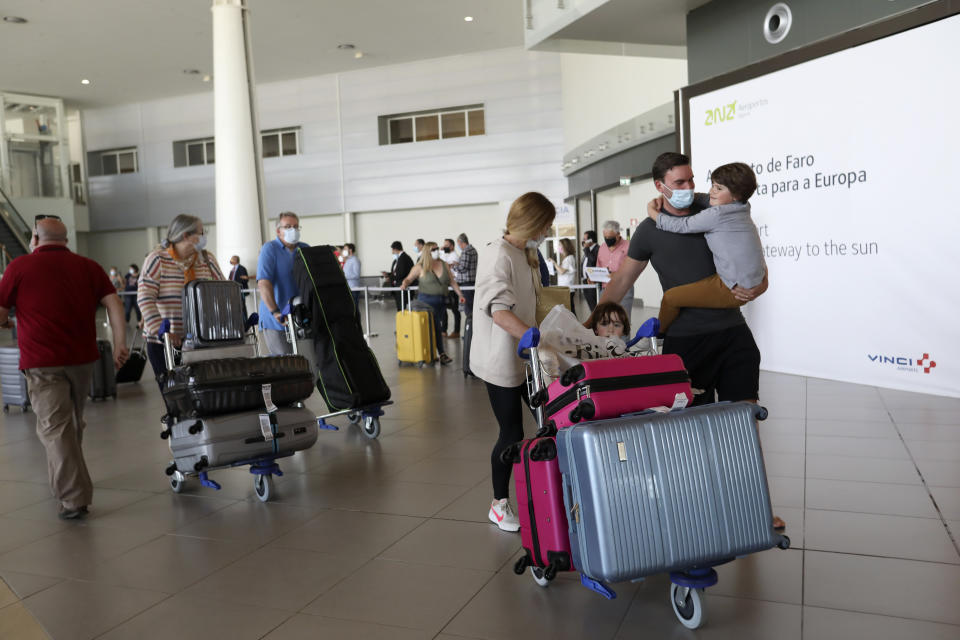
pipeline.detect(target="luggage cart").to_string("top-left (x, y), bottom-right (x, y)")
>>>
top-left (515, 326), bottom-right (789, 630)
top-left (158, 317), bottom-right (316, 502)
top-left (283, 299), bottom-right (391, 440)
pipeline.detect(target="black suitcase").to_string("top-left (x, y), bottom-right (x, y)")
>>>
top-left (160, 355), bottom-right (314, 419)
top-left (293, 246), bottom-right (391, 412)
top-left (89, 340), bottom-right (117, 400)
top-left (462, 314), bottom-right (474, 378)
top-left (182, 280), bottom-right (246, 349)
top-left (116, 334), bottom-right (147, 384)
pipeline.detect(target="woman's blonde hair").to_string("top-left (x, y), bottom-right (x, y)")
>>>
top-left (418, 241), bottom-right (439, 273)
top-left (505, 192), bottom-right (556, 271)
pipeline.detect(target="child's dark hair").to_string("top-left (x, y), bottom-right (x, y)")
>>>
top-left (585, 302), bottom-right (631, 337)
top-left (710, 162), bottom-right (757, 201)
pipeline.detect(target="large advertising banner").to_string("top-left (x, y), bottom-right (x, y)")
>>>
top-left (687, 14), bottom-right (959, 397)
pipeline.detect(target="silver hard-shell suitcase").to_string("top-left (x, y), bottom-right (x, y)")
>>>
top-left (0, 346), bottom-right (29, 412)
top-left (182, 280), bottom-right (247, 349)
top-left (168, 406), bottom-right (318, 474)
top-left (556, 402), bottom-right (787, 585)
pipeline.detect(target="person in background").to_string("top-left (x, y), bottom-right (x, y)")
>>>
top-left (451, 233), bottom-right (478, 316)
top-left (228, 255), bottom-right (249, 289)
top-left (383, 241), bottom-right (414, 311)
top-left (548, 237), bottom-right (578, 313)
top-left (597, 220), bottom-right (633, 314)
top-left (0, 217), bottom-right (128, 520)
top-left (257, 212), bottom-right (309, 356)
top-left (471, 192), bottom-right (556, 532)
top-left (108, 266), bottom-right (124, 293)
top-left (413, 238), bottom-right (425, 261)
top-left (581, 230), bottom-right (600, 311)
top-left (342, 243), bottom-right (361, 308)
top-left (123, 264), bottom-right (142, 325)
top-left (139, 214), bottom-right (224, 378)
top-left (439, 238), bottom-right (461, 339)
top-left (400, 242), bottom-right (466, 366)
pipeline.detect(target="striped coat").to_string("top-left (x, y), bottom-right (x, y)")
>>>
top-left (138, 248), bottom-right (224, 343)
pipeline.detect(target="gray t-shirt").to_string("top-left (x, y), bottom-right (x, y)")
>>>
top-left (629, 210), bottom-right (746, 337)
top-left (655, 199), bottom-right (765, 289)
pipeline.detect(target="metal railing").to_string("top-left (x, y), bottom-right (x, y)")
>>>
top-left (0, 183), bottom-right (32, 254)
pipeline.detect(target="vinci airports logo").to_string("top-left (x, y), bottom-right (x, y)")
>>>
top-left (867, 353), bottom-right (937, 374)
top-left (703, 98), bottom-right (768, 127)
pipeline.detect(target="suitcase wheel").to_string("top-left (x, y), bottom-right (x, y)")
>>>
top-left (777, 535), bottom-right (791, 550)
top-left (347, 411), bottom-right (362, 425)
top-left (170, 474), bottom-right (185, 494)
top-left (531, 566), bottom-right (550, 588)
top-left (254, 474), bottom-right (274, 502)
top-left (361, 416), bottom-right (381, 439)
top-left (670, 584), bottom-right (707, 630)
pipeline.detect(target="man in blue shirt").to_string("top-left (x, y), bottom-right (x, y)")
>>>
top-left (257, 212), bottom-right (309, 355)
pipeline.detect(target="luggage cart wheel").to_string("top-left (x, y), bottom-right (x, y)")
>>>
top-left (670, 584), bottom-right (707, 630)
top-left (530, 566), bottom-right (550, 588)
top-left (170, 472), bottom-right (185, 494)
top-left (254, 474), bottom-right (273, 502)
top-left (778, 535), bottom-right (791, 550)
top-left (362, 416), bottom-right (381, 439)
top-left (347, 411), bottom-right (362, 425)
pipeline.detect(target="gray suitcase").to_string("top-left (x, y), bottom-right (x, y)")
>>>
top-left (556, 402), bottom-right (787, 586)
top-left (182, 280), bottom-right (247, 349)
top-left (0, 346), bottom-right (29, 412)
top-left (168, 406), bottom-right (318, 474)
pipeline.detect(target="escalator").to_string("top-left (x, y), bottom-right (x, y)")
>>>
top-left (0, 184), bottom-right (31, 271)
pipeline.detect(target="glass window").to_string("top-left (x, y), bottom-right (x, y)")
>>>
top-left (389, 118), bottom-right (413, 144)
top-left (102, 154), bottom-right (118, 175)
top-left (281, 131), bottom-right (297, 156)
top-left (187, 143), bottom-right (204, 166)
top-left (262, 133), bottom-right (280, 158)
top-left (415, 115), bottom-right (440, 141)
top-left (205, 140), bottom-right (215, 164)
top-left (441, 112), bottom-right (466, 139)
top-left (468, 110), bottom-right (485, 136)
top-left (118, 152), bottom-right (136, 173)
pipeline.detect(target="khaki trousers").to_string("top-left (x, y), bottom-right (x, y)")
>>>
top-left (658, 273), bottom-right (745, 333)
top-left (23, 363), bottom-right (94, 510)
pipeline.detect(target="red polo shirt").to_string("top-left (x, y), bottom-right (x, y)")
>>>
top-left (0, 245), bottom-right (115, 369)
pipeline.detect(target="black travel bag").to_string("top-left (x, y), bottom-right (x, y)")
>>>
top-left (89, 339), bottom-right (117, 400)
top-left (182, 280), bottom-right (247, 349)
top-left (293, 246), bottom-right (391, 412)
top-left (160, 355), bottom-right (314, 420)
top-left (116, 333), bottom-right (147, 384)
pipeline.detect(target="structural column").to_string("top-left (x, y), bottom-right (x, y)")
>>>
top-left (211, 0), bottom-right (264, 275)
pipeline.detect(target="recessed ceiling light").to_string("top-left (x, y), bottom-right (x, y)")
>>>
top-left (80, 79), bottom-right (91, 85)
top-left (354, 51), bottom-right (364, 59)
top-left (464, 16), bottom-right (474, 22)
top-left (202, 74), bottom-right (212, 83)
top-left (337, 43), bottom-right (355, 50)
top-left (182, 69), bottom-right (201, 75)
top-left (3, 16), bottom-right (28, 24)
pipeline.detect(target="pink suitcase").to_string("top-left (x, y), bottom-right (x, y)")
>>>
top-left (504, 437), bottom-right (573, 582)
top-left (538, 355), bottom-right (693, 432)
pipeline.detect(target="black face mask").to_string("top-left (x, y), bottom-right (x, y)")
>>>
top-left (604, 236), bottom-right (617, 247)
top-left (443, 246), bottom-right (452, 253)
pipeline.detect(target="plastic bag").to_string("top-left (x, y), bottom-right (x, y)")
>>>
top-left (538, 305), bottom-right (631, 364)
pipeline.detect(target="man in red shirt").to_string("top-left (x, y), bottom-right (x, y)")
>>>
top-left (0, 217), bottom-right (129, 519)
top-left (597, 220), bottom-right (633, 312)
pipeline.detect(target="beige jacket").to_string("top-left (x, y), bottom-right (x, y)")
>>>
top-left (470, 238), bottom-right (539, 388)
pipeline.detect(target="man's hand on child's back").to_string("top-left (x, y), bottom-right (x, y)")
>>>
top-left (647, 197), bottom-right (664, 220)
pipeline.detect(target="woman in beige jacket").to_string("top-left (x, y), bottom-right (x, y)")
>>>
top-left (471, 192), bottom-right (556, 532)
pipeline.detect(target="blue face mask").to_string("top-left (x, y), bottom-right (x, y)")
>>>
top-left (391, 253), bottom-right (398, 261)
top-left (663, 184), bottom-right (694, 209)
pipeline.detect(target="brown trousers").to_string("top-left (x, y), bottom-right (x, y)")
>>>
top-left (23, 363), bottom-right (94, 510)
top-left (658, 273), bottom-right (745, 333)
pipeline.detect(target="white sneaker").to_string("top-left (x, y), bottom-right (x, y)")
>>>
top-left (489, 498), bottom-right (520, 532)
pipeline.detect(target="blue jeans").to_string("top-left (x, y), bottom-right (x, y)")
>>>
top-left (417, 293), bottom-right (446, 355)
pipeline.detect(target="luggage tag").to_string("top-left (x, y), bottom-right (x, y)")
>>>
top-left (259, 384), bottom-right (279, 441)
top-left (670, 392), bottom-right (689, 410)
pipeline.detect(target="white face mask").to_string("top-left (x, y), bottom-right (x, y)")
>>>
top-left (194, 235), bottom-right (207, 251)
top-left (526, 234), bottom-right (546, 250)
top-left (430, 249), bottom-right (439, 260)
top-left (342, 249), bottom-right (350, 257)
top-left (109, 269), bottom-right (117, 275)
top-left (283, 228), bottom-right (300, 244)
top-left (391, 253), bottom-right (398, 261)
top-left (129, 268), bottom-right (135, 275)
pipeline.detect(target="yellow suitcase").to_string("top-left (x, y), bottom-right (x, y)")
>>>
top-left (396, 310), bottom-right (435, 366)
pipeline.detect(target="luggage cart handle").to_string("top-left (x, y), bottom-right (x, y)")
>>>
top-left (625, 317), bottom-right (660, 349)
top-left (158, 319), bottom-right (176, 371)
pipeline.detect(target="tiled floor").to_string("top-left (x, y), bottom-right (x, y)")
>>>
top-left (0, 303), bottom-right (957, 639)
